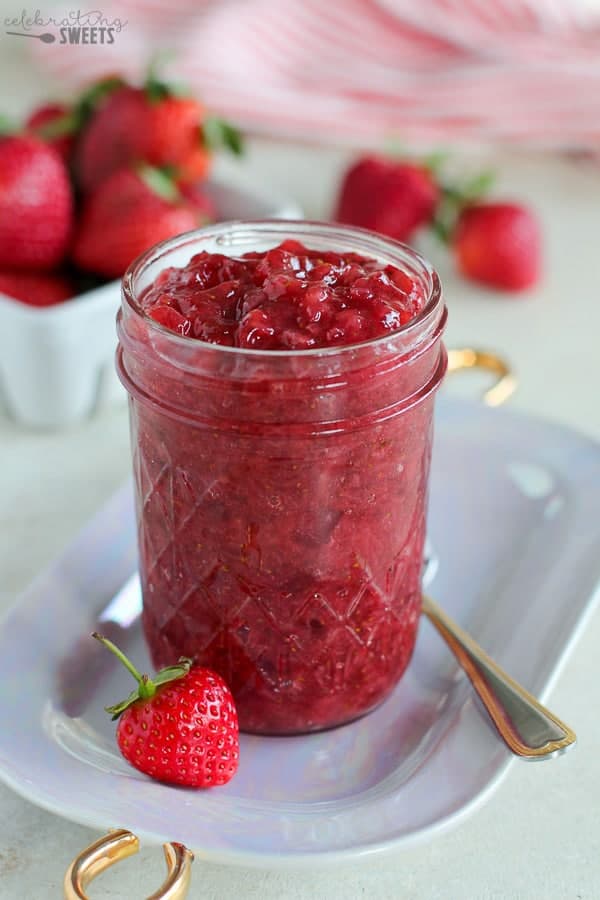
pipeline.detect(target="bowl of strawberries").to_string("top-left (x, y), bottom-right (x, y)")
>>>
top-left (0, 68), bottom-right (300, 428)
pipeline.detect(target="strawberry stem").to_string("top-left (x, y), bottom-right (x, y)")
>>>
top-left (145, 51), bottom-right (190, 103)
top-left (422, 149), bottom-right (449, 174)
top-left (430, 218), bottom-right (452, 244)
top-left (74, 75), bottom-right (125, 126)
top-left (202, 117), bottom-right (244, 156)
top-left (137, 163), bottom-right (180, 202)
top-left (33, 111), bottom-right (78, 140)
top-left (92, 631), bottom-right (156, 698)
top-left (93, 633), bottom-right (193, 719)
top-left (430, 169), bottom-right (496, 244)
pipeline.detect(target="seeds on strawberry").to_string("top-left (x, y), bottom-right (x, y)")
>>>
top-left (0, 135), bottom-right (73, 271)
top-left (93, 633), bottom-right (239, 788)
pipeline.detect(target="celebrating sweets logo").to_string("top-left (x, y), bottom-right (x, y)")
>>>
top-left (5, 9), bottom-right (127, 44)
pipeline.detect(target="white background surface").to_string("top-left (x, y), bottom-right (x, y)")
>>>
top-left (1, 28), bottom-right (600, 900)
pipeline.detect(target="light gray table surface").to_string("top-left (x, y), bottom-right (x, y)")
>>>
top-left (1, 30), bottom-right (600, 900)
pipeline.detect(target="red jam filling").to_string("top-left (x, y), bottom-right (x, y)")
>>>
top-left (141, 239), bottom-right (425, 348)
top-left (132, 241), bottom-right (436, 734)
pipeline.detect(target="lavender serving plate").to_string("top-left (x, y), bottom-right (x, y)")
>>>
top-left (0, 397), bottom-right (599, 867)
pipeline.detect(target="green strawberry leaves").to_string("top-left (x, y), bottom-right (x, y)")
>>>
top-left (145, 72), bottom-right (190, 104)
top-left (33, 111), bottom-right (79, 140)
top-left (376, 141), bottom-right (494, 242)
top-left (23, 77), bottom-right (124, 147)
top-left (144, 50), bottom-right (190, 103)
top-left (432, 168), bottom-right (496, 244)
top-left (202, 117), bottom-right (244, 156)
top-left (75, 75), bottom-right (126, 125)
top-left (93, 632), bottom-right (193, 720)
top-left (137, 163), bottom-right (181, 202)
top-left (142, 54), bottom-right (245, 155)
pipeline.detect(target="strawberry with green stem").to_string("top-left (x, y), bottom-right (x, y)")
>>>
top-left (431, 169), bottom-right (541, 291)
top-left (335, 147), bottom-right (540, 292)
top-left (93, 633), bottom-right (239, 788)
top-left (75, 61), bottom-right (243, 193)
top-left (26, 103), bottom-right (75, 163)
top-left (26, 76), bottom-right (126, 166)
top-left (72, 164), bottom-right (201, 279)
top-left (430, 168), bottom-right (496, 243)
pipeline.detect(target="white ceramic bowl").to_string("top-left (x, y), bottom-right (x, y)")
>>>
top-left (0, 177), bottom-right (302, 429)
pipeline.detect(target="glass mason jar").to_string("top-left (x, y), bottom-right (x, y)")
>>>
top-left (117, 221), bottom-right (447, 735)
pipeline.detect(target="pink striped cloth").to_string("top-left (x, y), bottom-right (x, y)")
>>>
top-left (30, 0), bottom-right (600, 148)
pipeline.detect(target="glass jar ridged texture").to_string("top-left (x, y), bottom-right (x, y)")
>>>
top-left (117, 221), bottom-right (447, 734)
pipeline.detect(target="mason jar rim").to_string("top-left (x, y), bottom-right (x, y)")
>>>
top-left (121, 219), bottom-right (443, 359)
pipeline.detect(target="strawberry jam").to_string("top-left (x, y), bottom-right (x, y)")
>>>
top-left (118, 222), bottom-right (447, 734)
top-left (142, 239), bottom-right (426, 349)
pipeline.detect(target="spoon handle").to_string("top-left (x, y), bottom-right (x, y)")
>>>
top-left (421, 594), bottom-right (576, 760)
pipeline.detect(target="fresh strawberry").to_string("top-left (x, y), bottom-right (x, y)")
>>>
top-left (93, 633), bottom-right (239, 788)
top-left (452, 202), bottom-right (541, 291)
top-left (137, 94), bottom-right (207, 172)
top-left (75, 62), bottom-right (243, 194)
top-left (25, 76), bottom-right (126, 168)
top-left (335, 156), bottom-right (440, 243)
top-left (26, 103), bottom-right (76, 163)
top-left (72, 166), bottom-right (199, 279)
top-left (0, 135), bottom-right (73, 270)
top-left (0, 269), bottom-right (74, 306)
top-left (74, 84), bottom-right (142, 192)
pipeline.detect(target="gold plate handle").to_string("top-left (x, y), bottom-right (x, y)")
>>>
top-left (447, 347), bottom-right (517, 407)
top-left (64, 829), bottom-right (194, 899)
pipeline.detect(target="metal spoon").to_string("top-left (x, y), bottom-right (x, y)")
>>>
top-left (89, 570), bottom-right (576, 759)
top-left (422, 593), bottom-right (576, 760)
top-left (6, 31), bottom-right (56, 43)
